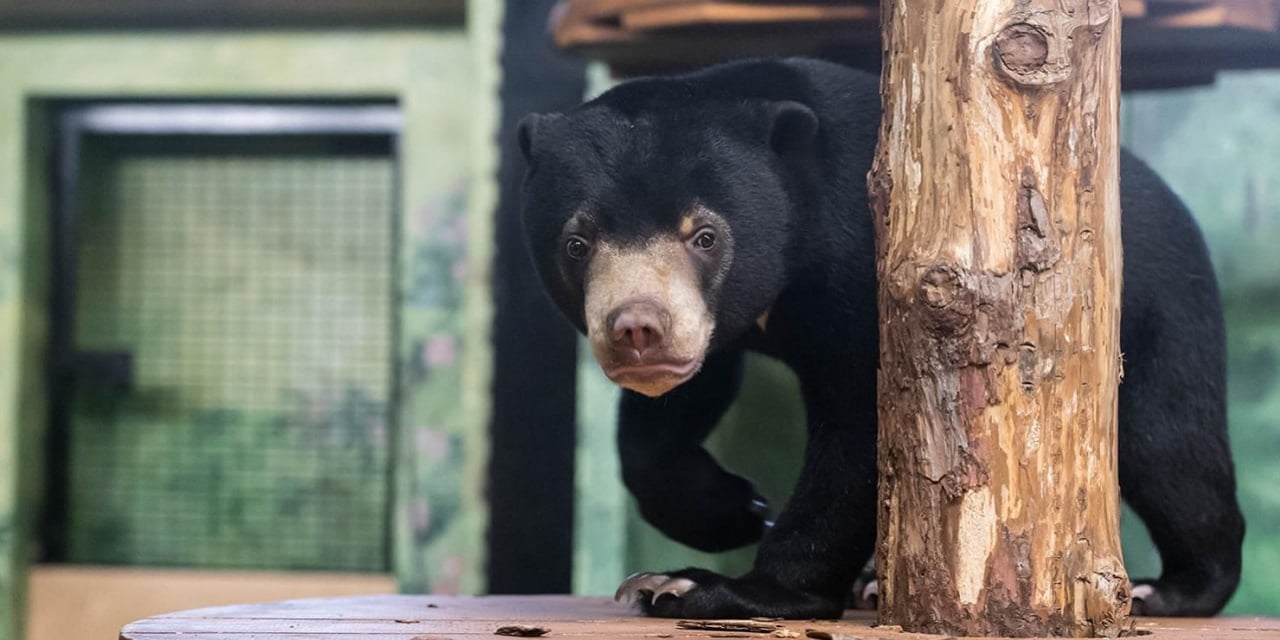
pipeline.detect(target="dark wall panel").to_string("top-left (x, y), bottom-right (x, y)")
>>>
top-left (487, 0), bottom-right (587, 594)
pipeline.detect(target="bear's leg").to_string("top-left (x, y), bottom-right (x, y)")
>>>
top-left (621, 412), bottom-right (878, 619)
top-left (617, 349), bottom-right (771, 552)
top-left (1119, 346), bottom-right (1244, 616)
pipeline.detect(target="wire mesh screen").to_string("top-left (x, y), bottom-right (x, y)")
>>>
top-left (66, 135), bottom-right (395, 571)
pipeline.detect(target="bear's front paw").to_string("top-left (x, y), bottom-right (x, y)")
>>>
top-left (614, 568), bottom-right (842, 619)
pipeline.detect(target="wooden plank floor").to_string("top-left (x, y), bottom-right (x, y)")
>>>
top-left (120, 595), bottom-right (1280, 639)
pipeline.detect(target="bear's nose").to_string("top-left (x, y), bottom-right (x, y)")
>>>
top-left (608, 301), bottom-right (669, 358)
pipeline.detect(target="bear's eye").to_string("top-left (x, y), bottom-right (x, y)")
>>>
top-left (565, 235), bottom-right (591, 261)
top-left (692, 229), bottom-right (716, 251)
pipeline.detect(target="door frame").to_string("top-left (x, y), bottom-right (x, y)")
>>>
top-left (0, 29), bottom-right (498, 640)
top-left (43, 102), bottom-right (405, 563)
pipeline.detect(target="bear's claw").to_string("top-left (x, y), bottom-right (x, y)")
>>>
top-left (1130, 582), bottom-right (1161, 616)
top-left (615, 573), bottom-right (699, 605)
top-left (854, 578), bottom-right (878, 610)
top-left (846, 560), bottom-right (877, 610)
top-left (614, 573), bottom-right (666, 602)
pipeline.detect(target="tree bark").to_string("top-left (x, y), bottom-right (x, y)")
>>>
top-left (868, 1), bottom-right (1130, 637)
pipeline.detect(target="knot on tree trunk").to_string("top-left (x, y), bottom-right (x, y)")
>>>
top-left (993, 22), bottom-right (1070, 86)
top-left (918, 266), bottom-right (974, 336)
top-left (995, 24), bottom-right (1048, 75)
top-left (897, 265), bottom-right (1021, 370)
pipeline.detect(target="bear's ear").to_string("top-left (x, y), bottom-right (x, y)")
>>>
top-left (517, 113), bottom-right (550, 162)
top-left (766, 101), bottom-right (819, 157)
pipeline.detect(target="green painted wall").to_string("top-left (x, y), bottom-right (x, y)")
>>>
top-left (0, 21), bottom-right (500, 639)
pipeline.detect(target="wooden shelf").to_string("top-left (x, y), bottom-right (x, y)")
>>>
top-left (120, 595), bottom-right (1280, 640)
top-left (552, 0), bottom-right (1280, 88)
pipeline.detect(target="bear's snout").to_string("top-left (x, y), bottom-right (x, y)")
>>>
top-left (608, 300), bottom-right (671, 361)
top-left (582, 238), bottom-right (712, 397)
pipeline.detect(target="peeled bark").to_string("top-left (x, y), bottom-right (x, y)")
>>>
top-left (869, 1), bottom-right (1130, 636)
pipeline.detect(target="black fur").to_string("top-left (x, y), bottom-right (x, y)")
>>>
top-left (518, 58), bottom-right (1244, 619)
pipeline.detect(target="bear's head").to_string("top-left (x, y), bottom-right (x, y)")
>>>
top-left (518, 78), bottom-right (818, 397)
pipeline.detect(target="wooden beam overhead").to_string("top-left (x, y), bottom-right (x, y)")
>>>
top-left (1148, 0), bottom-right (1280, 30)
top-left (620, 2), bottom-right (874, 30)
top-left (1122, 0), bottom-right (1149, 18)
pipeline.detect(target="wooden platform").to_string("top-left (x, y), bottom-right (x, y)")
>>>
top-left (120, 595), bottom-right (1280, 639)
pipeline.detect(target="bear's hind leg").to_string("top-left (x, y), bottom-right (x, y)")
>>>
top-left (1122, 455), bottom-right (1243, 615)
top-left (1119, 349), bottom-right (1244, 616)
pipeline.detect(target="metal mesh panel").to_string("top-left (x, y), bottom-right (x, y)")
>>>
top-left (66, 136), bottom-right (394, 571)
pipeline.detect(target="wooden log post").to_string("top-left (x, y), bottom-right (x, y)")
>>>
top-left (868, 1), bottom-right (1130, 637)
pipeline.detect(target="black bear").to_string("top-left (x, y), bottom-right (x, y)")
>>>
top-left (516, 57), bottom-right (1244, 620)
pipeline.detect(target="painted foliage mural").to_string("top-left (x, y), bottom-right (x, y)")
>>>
top-left (399, 179), bottom-right (477, 595)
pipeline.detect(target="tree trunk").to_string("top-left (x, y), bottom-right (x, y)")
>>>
top-left (868, 1), bottom-right (1130, 637)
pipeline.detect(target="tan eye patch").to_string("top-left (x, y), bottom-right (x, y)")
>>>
top-left (679, 215), bottom-right (696, 237)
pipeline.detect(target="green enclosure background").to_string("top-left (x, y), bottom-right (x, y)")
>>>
top-left (1118, 71), bottom-right (1280, 616)
top-left (573, 70), bottom-right (1280, 617)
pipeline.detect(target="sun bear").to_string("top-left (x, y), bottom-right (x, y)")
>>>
top-left (517, 57), bottom-right (1244, 620)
